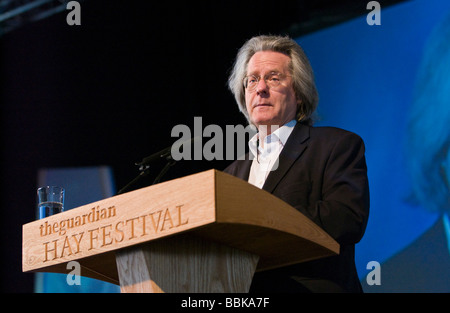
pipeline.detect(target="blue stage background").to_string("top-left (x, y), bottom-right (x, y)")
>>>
top-left (297, 0), bottom-right (450, 291)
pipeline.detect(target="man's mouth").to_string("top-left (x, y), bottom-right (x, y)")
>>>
top-left (253, 103), bottom-right (272, 108)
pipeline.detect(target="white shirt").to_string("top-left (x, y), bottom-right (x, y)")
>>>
top-left (248, 120), bottom-right (297, 188)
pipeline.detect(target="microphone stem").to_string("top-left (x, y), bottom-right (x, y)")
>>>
top-left (116, 166), bottom-right (150, 195)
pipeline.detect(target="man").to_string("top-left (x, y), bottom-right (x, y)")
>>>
top-left (224, 35), bottom-right (370, 292)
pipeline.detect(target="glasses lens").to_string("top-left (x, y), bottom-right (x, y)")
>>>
top-left (244, 76), bottom-right (258, 90)
top-left (244, 73), bottom-right (284, 91)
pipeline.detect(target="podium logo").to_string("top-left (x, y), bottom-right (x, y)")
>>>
top-left (39, 204), bottom-right (188, 263)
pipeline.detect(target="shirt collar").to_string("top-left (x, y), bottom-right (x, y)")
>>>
top-left (273, 119), bottom-right (297, 146)
top-left (249, 120), bottom-right (297, 157)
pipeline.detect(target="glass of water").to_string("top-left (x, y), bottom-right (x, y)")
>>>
top-left (37, 186), bottom-right (65, 219)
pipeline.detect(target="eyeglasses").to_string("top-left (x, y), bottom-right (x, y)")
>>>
top-left (243, 72), bottom-right (290, 92)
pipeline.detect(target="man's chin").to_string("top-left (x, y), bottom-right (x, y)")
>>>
top-left (251, 115), bottom-right (276, 127)
top-left (250, 120), bottom-right (282, 133)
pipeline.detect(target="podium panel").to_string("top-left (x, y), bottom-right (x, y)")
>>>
top-left (23, 169), bottom-right (339, 292)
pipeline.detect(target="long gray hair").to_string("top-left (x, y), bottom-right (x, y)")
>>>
top-left (228, 35), bottom-right (319, 125)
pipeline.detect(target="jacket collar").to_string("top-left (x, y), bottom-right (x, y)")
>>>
top-left (262, 122), bottom-right (310, 193)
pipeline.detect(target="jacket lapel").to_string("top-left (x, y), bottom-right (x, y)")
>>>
top-left (262, 123), bottom-right (310, 193)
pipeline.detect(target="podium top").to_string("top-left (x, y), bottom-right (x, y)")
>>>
top-left (23, 169), bottom-right (339, 285)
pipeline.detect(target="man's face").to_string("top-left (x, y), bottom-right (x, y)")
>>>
top-left (245, 51), bottom-right (298, 129)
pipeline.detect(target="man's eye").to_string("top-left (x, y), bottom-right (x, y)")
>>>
top-left (268, 74), bottom-right (281, 81)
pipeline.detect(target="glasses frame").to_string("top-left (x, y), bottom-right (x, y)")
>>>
top-left (243, 72), bottom-right (291, 92)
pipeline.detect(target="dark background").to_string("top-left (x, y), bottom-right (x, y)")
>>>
top-left (0, 0), bottom-right (404, 293)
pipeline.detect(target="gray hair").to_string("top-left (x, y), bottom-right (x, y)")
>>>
top-left (228, 35), bottom-right (319, 125)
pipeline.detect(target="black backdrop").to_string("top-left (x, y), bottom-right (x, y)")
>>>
top-left (0, 0), bottom-right (304, 293)
top-left (0, 0), bottom-right (404, 293)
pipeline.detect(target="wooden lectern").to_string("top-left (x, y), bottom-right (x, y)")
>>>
top-left (23, 169), bottom-right (339, 293)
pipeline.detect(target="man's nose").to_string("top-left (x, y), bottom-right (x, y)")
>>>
top-left (256, 79), bottom-right (269, 95)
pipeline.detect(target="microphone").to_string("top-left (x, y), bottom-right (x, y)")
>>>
top-left (117, 136), bottom-right (201, 195)
top-left (135, 136), bottom-right (201, 170)
top-left (135, 146), bottom-right (171, 169)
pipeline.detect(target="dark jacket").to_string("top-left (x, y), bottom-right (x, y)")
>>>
top-left (224, 122), bottom-right (370, 292)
